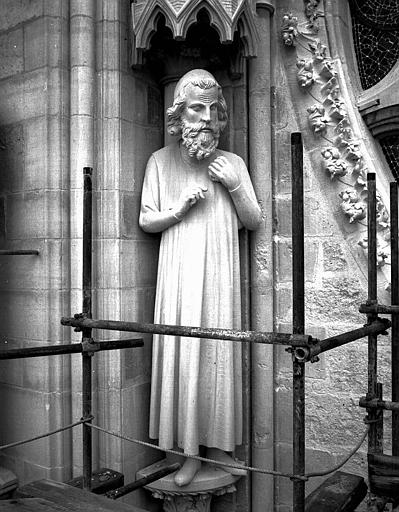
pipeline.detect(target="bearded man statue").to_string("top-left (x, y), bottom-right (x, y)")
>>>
top-left (139, 69), bottom-right (262, 487)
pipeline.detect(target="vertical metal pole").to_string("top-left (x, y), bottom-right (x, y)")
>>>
top-left (391, 182), bottom-right (399, 455)
top-left (367, 173), bottom-right (382, 453)
top-left (82, 167), bottom-right (93, 490)
top-left (291, 133), bottom-right (305, 512)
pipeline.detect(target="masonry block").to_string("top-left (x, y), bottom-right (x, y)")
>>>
top-left (95, 189), bottom-right (121, 239)
top-left (305, 277), bottom-right (366, 325)
top-left (323, 241), bottom-right (348, 272)
top-left (0, 239), bottom-right (67, 291)
top-left (95, 288), bottom-right (122, 323)
top-left (274, 131), bottom-right (292, 196)
top-left (121, 191), bottom-right (141, 239)
top-left (22, 348), bottom-right (71, 393)
top-left (306, 393), bottom-right (366, 448)
top-left (122, 287), bottom-right (156, 324)
top-left (275, 286), bottom-right (292, 322)
top-left (24, 17), bottom-right (68, 71)
top-left (0, 386), bottom-right (70, 467)
top-left (0, 124), bottom-right (24, 193)
top-left (327, 339), bottom-right (368, 395)
top-left (122, 335), bottom-right (152, 385)
top-left (121, 382), bottom-right (151, 443)
top-left (92, 239), bottom-right (120, 290)
top-left (0, 289), bottom-right (69, 342)
top-left (70, 67), bottom-right (95, 117)
top-left (96, 20), bottom-right (127, 74)
top-left (0, 28), bottom-right (23, 80)
top-left (121, 120), bottom-right (139, 192)
top-left (121, 75), bottom-right (147, 125)
top-left (43, 0), bottom-right (68, 18)
top-left (6, 190), bottom-right (68, 240)
top-left (97, 118), bottom-right (120, 191)
top-left (0, 197), bottom-right (5, 241)
top-left (274, 387), bottom-right (292, 444)
top-left (0, 0), bottom-right (43, 32)
top-left (121, 240), bottom-right (160, 289)
top-left (304, 198), bottom-right (335, 237)
top-left (0, 357), bottom-right (24, 388)
top-left (275, 197), bottom-right (292, 236)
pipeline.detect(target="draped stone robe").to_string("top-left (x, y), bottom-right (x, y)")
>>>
top-left (140, 142), bottom-right (259, 455)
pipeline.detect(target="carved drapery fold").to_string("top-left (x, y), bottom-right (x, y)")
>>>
top-left (131, 0), bottom-right (259, 66)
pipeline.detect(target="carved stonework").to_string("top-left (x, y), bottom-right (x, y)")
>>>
top-left (281, 2), bottom-right (393, 289)
top-left (131, 0), bottom-right (259, 66)
top-left (137, 460), bottom-right (239, 512)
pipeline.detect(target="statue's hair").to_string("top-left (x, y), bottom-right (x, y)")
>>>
top-left (167, 77), bottom-right (228, 136)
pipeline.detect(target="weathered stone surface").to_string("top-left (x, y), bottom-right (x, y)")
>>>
top-left (0, 240), bottom-right (67, 290)
top-left (323, 241), bottom-right (348, 272)
top-left (0, 29), bottom-right (23, 80)
top-left (120, 239), bottom-right (159, 288)
top-left (305, 277), bottom-right (366, 324)
top-left (6, 190), bottom-right (68, 240)
top-left (0, 386), bottom-right (70, 466)
top-left (0, 0), bottom-right (43, 32)
top-left (24, 17), bottom-right (68, 71)
top-left (0, 124), bottom-right (24, 193)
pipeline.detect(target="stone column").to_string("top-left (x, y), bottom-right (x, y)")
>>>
top-left (70, 0), bottom-right (97, 474)
top-left (248, 2), bottom-right (275, 512)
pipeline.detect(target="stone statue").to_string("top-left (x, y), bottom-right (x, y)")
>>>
top-left (139, 69), bottom-right (262, 487)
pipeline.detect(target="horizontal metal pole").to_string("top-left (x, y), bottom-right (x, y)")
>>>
top-left (294, 319), bottom-right (391, 362)
top-left (61, 316), bottom-right (316, 347)
top-left (0, 339), bottom-right (143, 360)
top-left (0, 250), bottom-right (39, 256)
top-left (106, 463), bottom-right (181, 499)
top-left (360, 303), bottom-right (399, 315)
top-left (359, 397), bottom-right (399, 412)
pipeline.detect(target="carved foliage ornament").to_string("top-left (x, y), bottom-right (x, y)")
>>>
top-left (282, 3), bottom-right (392, 286)
top-left (131, 0), bottom-right (259, 65)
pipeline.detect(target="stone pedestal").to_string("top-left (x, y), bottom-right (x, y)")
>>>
top-left (137, 459), bottom-right (240, 512)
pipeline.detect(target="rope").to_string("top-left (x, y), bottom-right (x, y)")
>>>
top-left (89, 423), bottom-right (308, 482)
top-left (0, 416), bottom-right (93, 451)
top-left (90, 422), bottom-right (370, 483)
top-left (0, 415), bottom-right (369, 482)
top-left (305, 425), bottom-right (369, 478)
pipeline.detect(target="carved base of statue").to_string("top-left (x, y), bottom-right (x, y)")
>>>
top-left (137, 458), bottom-right (241, 512)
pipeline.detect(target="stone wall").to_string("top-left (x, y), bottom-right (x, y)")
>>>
top-left (0, 0), bottom-right (71, 484)
top-left (272, 1), bottom-right (394, 510)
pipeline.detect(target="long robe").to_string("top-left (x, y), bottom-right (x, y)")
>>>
top-left (140, 142), bottom-right (259, 455)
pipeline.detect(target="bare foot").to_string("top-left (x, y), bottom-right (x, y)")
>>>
top-left (207, 448), bottom-right (247, 476)
top-left (174, 458), bottom-right (202, 487)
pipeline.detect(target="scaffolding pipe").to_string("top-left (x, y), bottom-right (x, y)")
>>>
top-left (0, 250), bottom-right (39, 256)
top-left (391, 182), bottom-right (399, 455)
top-left (291, 132), bottom-right (305, 512)
top-left (359, 304), bottom-right (399, 314)
top-left (367, 173), bottom-right (383, 454)
top-left (61, 317), bottom-right (315, 347)
top-left (293, 319), bottom-right (391, 362)
top-left (106, 463), bottom-right (181, 499)
top-left (82, 166), bottom-right (93, 491)
top-left (359, 398), bottom-right (399, 412)
top-left (0, 339), bottom-right (143, 360)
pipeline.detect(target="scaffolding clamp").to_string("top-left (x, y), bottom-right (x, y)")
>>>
top-left (73, 312), bottom-right (87, 332)
top-left (81, 337), bottom-right (98, 355)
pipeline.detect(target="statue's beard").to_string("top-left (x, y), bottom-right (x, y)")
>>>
top-left (181, 121), bottom-right (220, 161)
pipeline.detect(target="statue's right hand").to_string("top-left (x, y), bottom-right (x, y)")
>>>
top-left (175, 186), bottom-right (208, 217)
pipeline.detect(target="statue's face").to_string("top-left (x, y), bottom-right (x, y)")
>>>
top-left (183, 84), bottom-right (219, 128)
top-left (180, 84), bottom-right (220, 160)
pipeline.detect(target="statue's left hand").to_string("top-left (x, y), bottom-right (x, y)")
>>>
top-left (208, 156), bottom-right (240, 192)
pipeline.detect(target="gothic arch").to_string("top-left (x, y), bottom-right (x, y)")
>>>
top-left (131, 0), bottom-right (259, 65)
